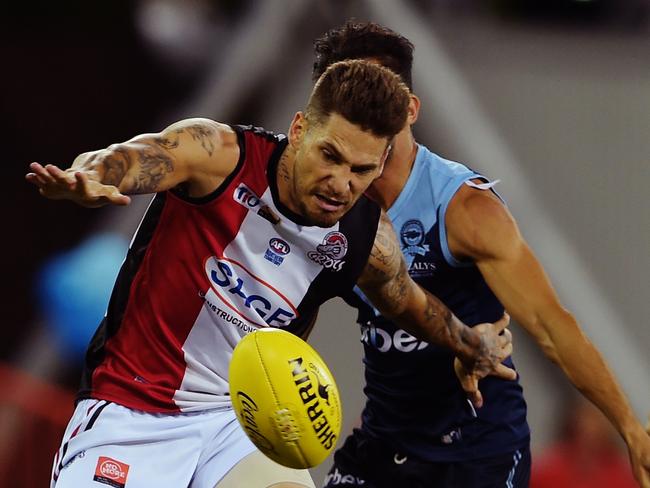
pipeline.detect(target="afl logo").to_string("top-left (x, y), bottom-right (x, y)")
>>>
top-left (269, 238), bottom-right (290, 255)
top-left (400, 219), bottom-right (429, 257)
top-left (205, 256), bottom-right (298, 327)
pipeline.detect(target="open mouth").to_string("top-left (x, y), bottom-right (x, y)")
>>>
top-left (315, 194), bottom-right (346, 212)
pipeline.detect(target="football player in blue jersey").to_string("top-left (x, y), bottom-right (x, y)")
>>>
top-left (313, 21), bottom-right (650, 488)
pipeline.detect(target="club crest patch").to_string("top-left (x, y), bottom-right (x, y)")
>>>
top-left (400, 219), bottom-right (429, 257)
top-left (307, 231), bottom-right (348, 271)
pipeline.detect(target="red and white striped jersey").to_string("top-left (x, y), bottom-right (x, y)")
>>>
top-left (79, 126), bottom-right (380, 413)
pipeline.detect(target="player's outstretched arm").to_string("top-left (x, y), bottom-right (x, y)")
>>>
top-left (446, 184), bottom-right (650, 487)
top-left (25, 118), bottom-right (240, 207)
top-left (357, 211), bottom-right (516, 407)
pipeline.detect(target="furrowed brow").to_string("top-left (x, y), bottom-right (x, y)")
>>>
top-left (321, 142), bottom-right (345, 162)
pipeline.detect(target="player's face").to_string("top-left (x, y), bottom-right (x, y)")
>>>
top-left (288, 112), bottom-right (388, 227)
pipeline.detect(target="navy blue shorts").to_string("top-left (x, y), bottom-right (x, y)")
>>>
top-left (323, 429), bottom-right (530, 488)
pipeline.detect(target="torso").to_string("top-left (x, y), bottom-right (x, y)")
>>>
top-left (348, 144), bottom-right (529, 461)
top-left (79, 125), bottom-right (381, 413)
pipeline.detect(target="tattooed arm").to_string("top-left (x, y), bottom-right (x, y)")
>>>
top-left (357, 211), bottom-right (516, 406)
top-left (26, 118), bottom-right (239, 207)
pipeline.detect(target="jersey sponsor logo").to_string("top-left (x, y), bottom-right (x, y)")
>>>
top-left (307, 231), bottom-right (348, 272)
top-left (234, 183), bottom-right (281, 224)
top-left (199, 290), bottom-right (257, 333)
top-left (289, 357), bottom-right (337, 450)
top-left (234, 391), bottom-right (276, 454)
top-left (205, 256), bottom-right (298, 327)
top-left (400, 219), bottom-right (430, 257)
top-left (408, 260), bottom-right (437, 277)
top-left (360, 323), bottom-right (429, 353)
top-left (324, 467), bottom-right (366, 485)
top-left (264, 238), bottom-right (290, 266)
top-left (234, 183), bottom-right (261, 209)
top-left (93, 456), bottom-right (129, 488)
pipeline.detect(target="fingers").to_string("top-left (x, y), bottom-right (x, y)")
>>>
top-left (106, 191), bottom-right (131, 206)
top-left (25, 172), bottom-right (48, 187)
top-left (493, 363), bottom-right (518, 381)
top-left (459, 374), bottom-right (482, 408)
top-left (28, 162), bottom-right (57, 185)
top-left (499, 328), bottom-right (512, 348)
top-left (46, 164), bottom-right (73, 184)
top-left (493, 312), bottom-right (511, 333)
top-left (499, 342), bottom-right (513, 360)
top-left (74, 171), bottom-right (90, 195)
top-left (76, 172), bottom-right (131, 207)
top-left (454, 359), bottom-right (483, 408)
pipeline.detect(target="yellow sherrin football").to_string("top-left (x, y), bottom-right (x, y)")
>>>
top-left (229, 328), bottom-right (342, 469)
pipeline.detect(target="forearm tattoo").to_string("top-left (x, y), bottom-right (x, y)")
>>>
top-left (131, 145), bottom-right (174, 193)
top-left (100, 144), bottom-right (173, 194)
top-left (102, 147), bottom-right (131, 187)
top-left (422, 290), bottom-right (475, 359)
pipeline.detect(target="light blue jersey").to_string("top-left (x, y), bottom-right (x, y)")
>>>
top-left (347, 145), bottom-right (529, 461)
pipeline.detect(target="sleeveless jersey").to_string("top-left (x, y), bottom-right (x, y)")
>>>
top-left (347, 144), bottom-right (529, 461)
top-left (78, 125), bottom-right (381, 413)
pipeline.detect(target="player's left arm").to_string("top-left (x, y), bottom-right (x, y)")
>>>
top-left (446, 184), bottom-right (650, 487)
top-left (357, 210), bottom-right (516, 407)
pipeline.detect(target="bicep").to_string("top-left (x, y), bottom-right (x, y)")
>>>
top-left (120, 118), bottom-right (238, 194)
top-left (452, 196), bottom-right (568, 338)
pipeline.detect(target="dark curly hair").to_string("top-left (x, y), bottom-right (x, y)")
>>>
top-left (313, 20), bottom-right (415, 90)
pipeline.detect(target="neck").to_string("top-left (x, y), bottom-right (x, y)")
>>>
top-left (365, 129), bottom-right (418, 210)
top-left (275, 145), bottom-right (299, 212)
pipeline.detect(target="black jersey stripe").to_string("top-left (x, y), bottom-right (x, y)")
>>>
top-left (292, 195), bottom-right (381, 337)
top-left (78, 194), bottom-right (168, 401)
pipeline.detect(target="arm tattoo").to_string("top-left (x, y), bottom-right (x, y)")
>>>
top-left (186, 124), bottom-right (215, 156)
top-left (155, 130), bottom-right (181, 150)
top-left (131, 145), bottom-right (174, 193)
top-left (102, 148), bottom-right (131, 187)
top-left (100, 144), bottom-right (173, 193)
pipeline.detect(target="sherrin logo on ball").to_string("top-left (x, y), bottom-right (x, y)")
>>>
top-left (229, 328), bottom-right (342, 469)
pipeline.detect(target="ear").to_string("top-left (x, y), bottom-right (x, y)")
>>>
top-left (407, 94), bottom-right (421, 125)
top-left (288, 112), bottom-right (307, 148)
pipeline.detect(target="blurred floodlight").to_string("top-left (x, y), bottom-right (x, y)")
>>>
top-left (135, 0), bottom-right (220, 71)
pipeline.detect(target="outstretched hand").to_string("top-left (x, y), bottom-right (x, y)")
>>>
top-left (454, 313), bottom-right (516, 408)
top-left (26, 162), bottom-right (131, 207)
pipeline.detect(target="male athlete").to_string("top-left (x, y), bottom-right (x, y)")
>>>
top-left (27, 60), bottom-right (514, 488)
top-left (312, 22), bottom-right (650, 488)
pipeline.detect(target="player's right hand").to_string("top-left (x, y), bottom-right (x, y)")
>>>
top-left (454, 313), bottom-right (516, 408)
top-left (26, 162), bottom-right (131, 208)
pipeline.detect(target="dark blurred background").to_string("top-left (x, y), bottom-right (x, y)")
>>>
top-left (3, 0), bottom-right (649, 485)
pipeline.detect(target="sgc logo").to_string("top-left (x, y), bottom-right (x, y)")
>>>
top-left (205, 256), bottom-right (297, 327)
